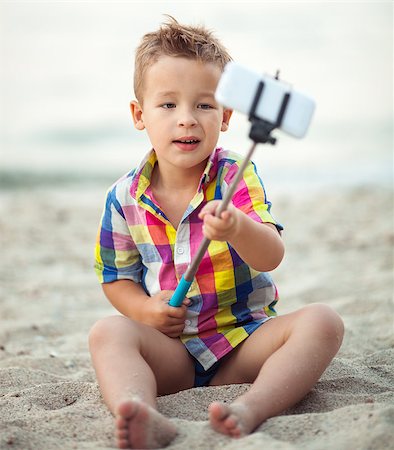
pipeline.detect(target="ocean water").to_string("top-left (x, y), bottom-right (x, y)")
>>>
top-left (0, 1), bottom-right (392, 190)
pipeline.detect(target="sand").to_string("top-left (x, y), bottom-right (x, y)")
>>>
top-left (0, 182), bottom-right (393, 449)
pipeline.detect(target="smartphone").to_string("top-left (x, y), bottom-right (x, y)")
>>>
top-left (215, 62), bottom-right (316, 138)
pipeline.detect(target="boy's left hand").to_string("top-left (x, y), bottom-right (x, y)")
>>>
top-left (198, 200), bottom-right (240, 242)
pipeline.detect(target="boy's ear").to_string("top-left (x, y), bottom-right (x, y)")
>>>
top-left (221, 108), bottom-right (233, 132)
top-left (130, 101), bottom-right (145, 130)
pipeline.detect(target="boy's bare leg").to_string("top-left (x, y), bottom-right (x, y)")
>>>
top-left (89, 315), bottom-right (195, 449)
top-left (208, 304), bottom-right (344, 437)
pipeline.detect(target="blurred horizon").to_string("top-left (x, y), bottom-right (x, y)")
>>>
top-left (0, 1), bottom-right (393, 191)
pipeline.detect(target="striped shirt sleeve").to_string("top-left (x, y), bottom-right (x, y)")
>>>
top-left (94, 186), bottom-right (142, 283)
top-left (225, 159), bottom-right (283, 230)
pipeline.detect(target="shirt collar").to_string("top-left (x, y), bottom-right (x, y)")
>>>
top-left (130, 148), bottom-right (221, 200)
top-left (197, 147), bottom-right (220, 192)
top-left (130, 150), bottom-right (157, 200)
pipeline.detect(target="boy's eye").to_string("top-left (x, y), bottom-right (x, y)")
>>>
top-left (198, 104), bottom-right (214, 110)
top-left (161, 103), bottom-right (176, 109)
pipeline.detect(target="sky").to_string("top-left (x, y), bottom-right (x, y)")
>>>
top-left (0, 1), bottom-right (392, 188)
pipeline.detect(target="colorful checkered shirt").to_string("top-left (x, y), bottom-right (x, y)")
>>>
top-left (95, 147), bottom-right (282, 370)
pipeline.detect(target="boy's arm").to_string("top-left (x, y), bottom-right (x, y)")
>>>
top-left (102, 280), bottom-right (190, 338)
top-left (199, 202), bottom-right (284, 272)
top-left (229, 211), bottom-right (284, 271)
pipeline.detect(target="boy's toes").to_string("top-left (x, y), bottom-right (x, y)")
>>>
top-left (209, 401), bottom-right (250, 438)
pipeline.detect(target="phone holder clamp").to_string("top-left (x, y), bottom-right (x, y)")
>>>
top-left (248, 79), bottom-right (291, 145)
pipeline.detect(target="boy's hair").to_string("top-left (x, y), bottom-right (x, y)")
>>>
top-left (134, 15), bottom-right (232, 102)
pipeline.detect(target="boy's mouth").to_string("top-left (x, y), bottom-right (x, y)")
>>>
top-left (173, 137), bottom-right (201, 144)
top-left (174, 139), bottom-right (200, 144)
top-left (173, 137), bottom-right (201, 151)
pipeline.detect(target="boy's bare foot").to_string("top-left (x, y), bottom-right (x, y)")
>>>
top-left (208, 401), bottom-right (256, 438)
top-left (115, 399), bottom-right (178, 449)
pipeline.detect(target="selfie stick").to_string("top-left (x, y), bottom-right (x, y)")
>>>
top-left (168, 79), bottom-right (289, 307)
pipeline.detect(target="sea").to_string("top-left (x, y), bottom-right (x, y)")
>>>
top-left (0, 1), bottom-right (392, 193)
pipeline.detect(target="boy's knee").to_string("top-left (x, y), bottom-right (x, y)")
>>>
top-left (88, 315), bottom-right (137, 349)
top-left (300, 303), bottom-right (344, 345)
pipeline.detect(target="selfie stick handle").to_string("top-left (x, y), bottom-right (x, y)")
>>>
top-left (169, 79), bottom-right (290, 307)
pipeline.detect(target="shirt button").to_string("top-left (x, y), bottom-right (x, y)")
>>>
top-left (185, 319), bottom-right (191, 326)
top-left (177, 247), bottom-right (184, 255)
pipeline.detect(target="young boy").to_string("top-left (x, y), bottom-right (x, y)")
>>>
top-left (90, 17), bottom-right (344, 449)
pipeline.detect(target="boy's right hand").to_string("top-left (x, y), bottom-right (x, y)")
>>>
top-left (142, 291), bottom-right (190, 338)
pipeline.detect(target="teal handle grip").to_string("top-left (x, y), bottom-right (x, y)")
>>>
top-left (169, 275), bottom-right (192, 307)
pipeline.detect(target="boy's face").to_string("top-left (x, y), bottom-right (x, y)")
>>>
top-left (130, 56), bottom-right (232, 174)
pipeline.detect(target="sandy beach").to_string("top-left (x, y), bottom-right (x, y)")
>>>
top-left (1, 0), bottom-right (392, 447)
top-left (0, 181), bottom-right (393, 449)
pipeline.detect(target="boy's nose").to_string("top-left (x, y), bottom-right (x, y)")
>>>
top-left (177, 110), bottom-right (198, 128)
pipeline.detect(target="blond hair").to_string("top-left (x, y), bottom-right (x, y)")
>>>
top-left (133, 16), bottom-right (232, 102)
